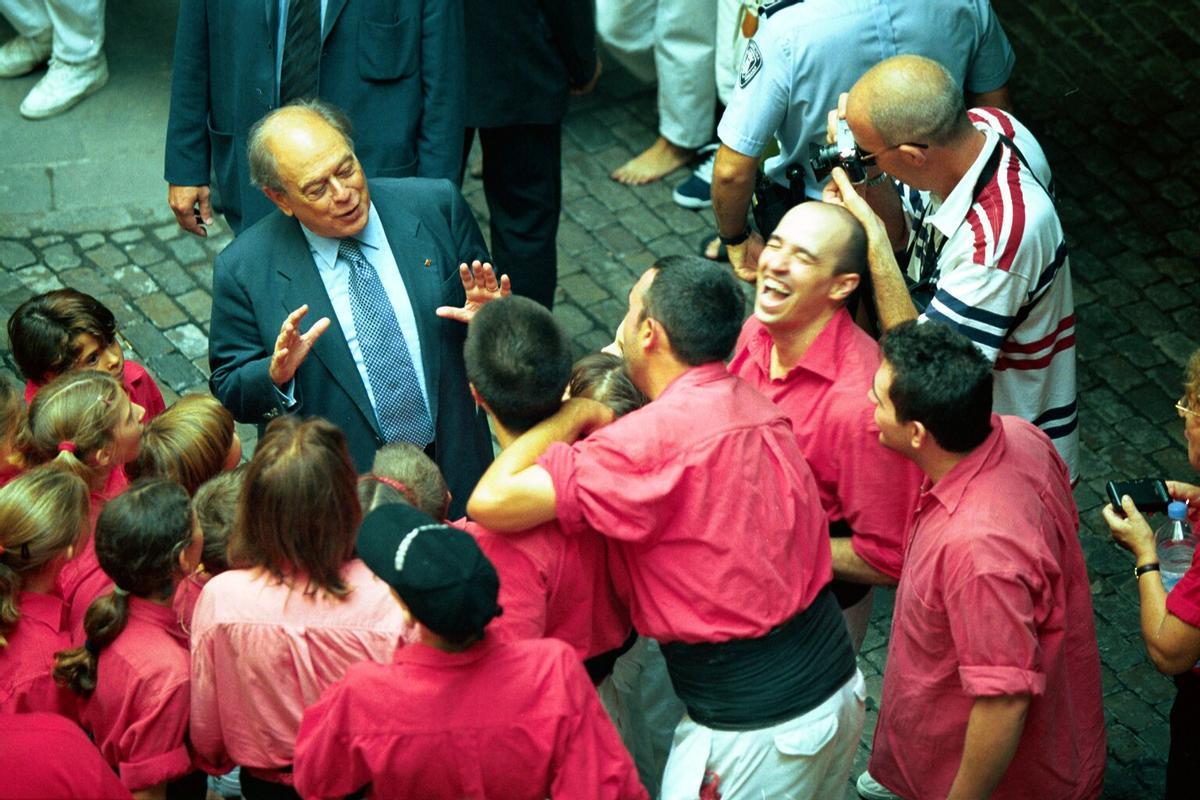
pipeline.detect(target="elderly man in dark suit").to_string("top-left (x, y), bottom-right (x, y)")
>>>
top-left (166, 0), bottom-right (464, 236)
top-left (209, 100), bottom-right (495, 517)
top-left (463, 0), bottom-right (599, 309)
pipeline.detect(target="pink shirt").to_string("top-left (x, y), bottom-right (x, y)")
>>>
top-left (869, 416), bottom-right (1106, 800)
top-left (0, 591), bottom-right (74, 717)
top-left (172, 571), bottom-right (212, 637)
top-left (24, 360), bottom-right (166, 422)
top-left (293, 635), bottom-right (647, 800)
top-left (78, 596), bottom-right (194, 792)
top-left (539, 363), bottom-right (830, 644)
top-left (56, 480), bottom-right (127, 638)
top-left (454, 519), bottom-right (632, 660)
top-left (189, 560), bottom-right (407, 779)
top-left (729, 311), bottom-right (923, 578)
top-left (1166, 544), bottom-right (1200, 674)
top-left (0, 712), bottom-right (133, 800)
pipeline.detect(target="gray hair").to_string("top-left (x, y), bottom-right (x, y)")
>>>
top-left (860, 55), bottom-right (970, 148)
top-left (246, 99), bottom-right (356, 194)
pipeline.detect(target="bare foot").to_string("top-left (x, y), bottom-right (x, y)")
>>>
top-left (611, 137), bottom-right (693, 185)
top-left (702, 235), bottom-right (722, 260)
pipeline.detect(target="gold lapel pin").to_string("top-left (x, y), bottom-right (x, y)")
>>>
top-left (424, 258), bottom-right (431, 267)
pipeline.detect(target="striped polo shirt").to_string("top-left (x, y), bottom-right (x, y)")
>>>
top-left (903, 107), bottom-right (1078, 479)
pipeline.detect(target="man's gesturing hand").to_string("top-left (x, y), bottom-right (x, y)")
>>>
top-left (168, 184), bottom-right (214, 237)
top-left (270, 305), bottom-right (331, 386)
top-left (435, 261), bottom-right (512, 323)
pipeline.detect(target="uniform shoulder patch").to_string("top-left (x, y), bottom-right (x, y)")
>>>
top-left (739, 40), bottom-right (763, 89)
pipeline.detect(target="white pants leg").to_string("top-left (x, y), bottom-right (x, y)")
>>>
top-left (600, 638), bottom-right (686, 799)
top-left (653, 0), bottom-right (716, 148)
top-left (0, 0), bottom-right (52, 38)
top-left (661, 670), bottom-right (867, 800)
top-left (0, 0), bottom-right (103, 61)
top-left (713, 0), bottom-right (741, 106)
top-left (596, 0), bottom-right (657, 83)
top-left (45, 0), bottom-right (104, 63)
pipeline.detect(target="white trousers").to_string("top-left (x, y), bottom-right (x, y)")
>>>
top-left (0, 0), bottom-right (104, 63)
top-left (714, 0), bottom-right (755, 106)
top-left (661, 670), bottom-right (866, 800)
top-left (596, 0), bottom-right (716, 149)
top-left (599, 638), bottom-right (686, 799)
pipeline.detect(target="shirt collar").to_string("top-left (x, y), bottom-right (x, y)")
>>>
top-left (657, 362), bottom-right (731, 401)
top-left (922, 414), bottom-right (1006, 515)
top-left (18, 591), bottom-right (66, 631)
top-left (395, 632), bottom-right (502, 668)
top-left (299, 201), bottom-right (384, 271)
top-left (763, 307), bottom-right (856, 384)
top-left (926, 126), bottom-right (1000, 239)
top-left (128, 595), bottom-right (190, 647)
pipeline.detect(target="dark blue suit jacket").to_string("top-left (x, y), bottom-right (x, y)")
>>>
top-left (208, 178), bottom-right (492, 517)
top-left (166, 0), bottom-right (464, 232)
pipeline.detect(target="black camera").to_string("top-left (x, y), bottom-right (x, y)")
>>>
top-left (809, 118), bottom-right (868, 184)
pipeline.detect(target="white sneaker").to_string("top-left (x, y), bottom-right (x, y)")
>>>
top-left (0, 32), bottom-right (52, 78)
top-left (19, 55), bottom-right (109, 120)
top-left (856, 771), bottom-right (902, 800)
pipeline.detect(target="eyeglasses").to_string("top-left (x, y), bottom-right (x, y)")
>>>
top-left (1177, 396), bottom-right (1199, 419)
top-left (858, 141), bottom-right (929, 166)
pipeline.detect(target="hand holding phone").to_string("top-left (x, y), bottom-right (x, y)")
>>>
top-left (1105, 478), bottom-right (1170, 517)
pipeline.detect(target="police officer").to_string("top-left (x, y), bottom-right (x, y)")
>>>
top-left (710, 0), bottom-right (1015, 280)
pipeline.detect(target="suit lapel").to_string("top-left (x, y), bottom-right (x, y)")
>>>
top-left (323, 0), bottom-right (351, 41)
top-left (275, 222), bottom-right (382, 438)
top-left (370, 188), bottom-right (444, 426)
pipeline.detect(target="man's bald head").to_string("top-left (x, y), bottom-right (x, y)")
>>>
top-left (848, 55), bottom-right (971, 148)
top-left (775, 202), bottom-right (867, 278)
top-left (248, 100), bottom-right (356, 194)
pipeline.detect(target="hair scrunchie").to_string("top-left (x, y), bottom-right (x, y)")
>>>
top-left (57, 440), bottom-right (77, 454)
top-left (111, 586), bottom-right (129, 597)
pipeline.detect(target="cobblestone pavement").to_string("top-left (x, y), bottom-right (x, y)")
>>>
top-left (1, 1), bottom-right (1198, 796)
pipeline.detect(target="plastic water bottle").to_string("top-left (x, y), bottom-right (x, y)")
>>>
top-left (1155, 501), bottom-right (1195, 593)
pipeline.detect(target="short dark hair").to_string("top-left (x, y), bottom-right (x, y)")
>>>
top-left (829, 205), bottom-right (868, 278)
top-left (464, 297), bottom-right (573, 432)
top-left (228, 416), bottom-right (360, 598)
top-left (566, 353), bottom-right (647, 418)
top-left (641, 256), bottom-right (745, 365)
top-left (7, 289), bottom-right (118, 383)
top-left (880, 321), bottom-right (993, 452)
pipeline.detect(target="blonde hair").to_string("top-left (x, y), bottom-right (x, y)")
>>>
top-left (128, 394), bottom-right (234, 495)
top-left (22, 371), bottom-right (127, 482)
top-left (0, 381), bottom-right (25, 473)
top-left (0, 466), bottom-right (90, 647)
top-left (1186, 349), bottom-right (1200, 407)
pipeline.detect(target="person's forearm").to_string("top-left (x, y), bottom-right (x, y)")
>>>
top-left (467, 400), bottom-right (604, 529)
top-left (867, 232), bottom-right (919, 330)
top-left (711, 145), bottom-right (758, 237)
top-left (830, 538), bottom-right (897, 586)
top-left (861, 179), bottom-right (908, 249)
top-left (968, 85), bottom-right (1013, 113)
top-left (946, 695), bottom-right (1030, 800)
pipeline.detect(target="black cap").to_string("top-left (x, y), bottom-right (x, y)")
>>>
top-left (356, 503), bottom-right (501, 640)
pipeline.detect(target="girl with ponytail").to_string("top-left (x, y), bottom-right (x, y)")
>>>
top-left (0, 466), bottom-right (90, 715)
top-left (22, 370), bottom-right (145, 632)
top-left (53, 478), bottom-right (205, 800)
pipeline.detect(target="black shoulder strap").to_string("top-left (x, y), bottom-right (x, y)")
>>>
top-left (760, 0), bottom-right (805, 19)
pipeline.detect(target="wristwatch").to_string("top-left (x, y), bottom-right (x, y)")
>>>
top-left (719, 225), bottom-right (752, 247)
top-left (1134, 563), bottom-right (1161, 579)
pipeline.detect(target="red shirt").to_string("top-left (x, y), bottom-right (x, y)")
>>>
top-left (293, 635), bottom-right (647, 800)
top-left (172, 571), bottom-right (212, 637)
top-left (1166, 544), bottom-right (1200, 674)
top-left (869, 416), bottom-right (1106, 800)
top-left (24, 360), bottom-right (166, 421)
top-left (0, 712), bottom-right (132, 800)
top-left (454, 519), bottom-right (632, 660)
top-left (539, 363), bottom-right (830, 644)
top-left (0, 591), bottom-right (74, 717)
top-left (78, 596), bottom-right (194, 792)
top-left (729, 311), bottom-right (923, 579)
top-left (56, 480), bottom-right (128, 638)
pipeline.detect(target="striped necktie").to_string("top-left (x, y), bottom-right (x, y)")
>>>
top-left (280, 0), bottom-right (321, 102)
top-left (338, 238), bottom-right (435, 446)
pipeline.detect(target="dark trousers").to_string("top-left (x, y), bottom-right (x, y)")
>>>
top-left (1168, 670), bottom-right (1200, 799)
top-left (463, 124), bottom-right (562, 309)
top-left (239, 771), bottom-right (301, 800)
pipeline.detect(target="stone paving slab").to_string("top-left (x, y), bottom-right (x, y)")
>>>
top-left (1, 1), bottom-right (1198, 796)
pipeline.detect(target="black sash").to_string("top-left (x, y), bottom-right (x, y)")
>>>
top-left (659, 586), bottom-right (856, 730)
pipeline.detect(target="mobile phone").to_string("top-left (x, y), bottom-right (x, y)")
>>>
top-left (1105, 478), bottom-right (1170, 516)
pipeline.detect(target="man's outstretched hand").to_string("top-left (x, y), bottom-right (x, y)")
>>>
top-left (269, 304), bottom-right (331, 386)
top-left (436, 261), bottom-right (512, 323)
